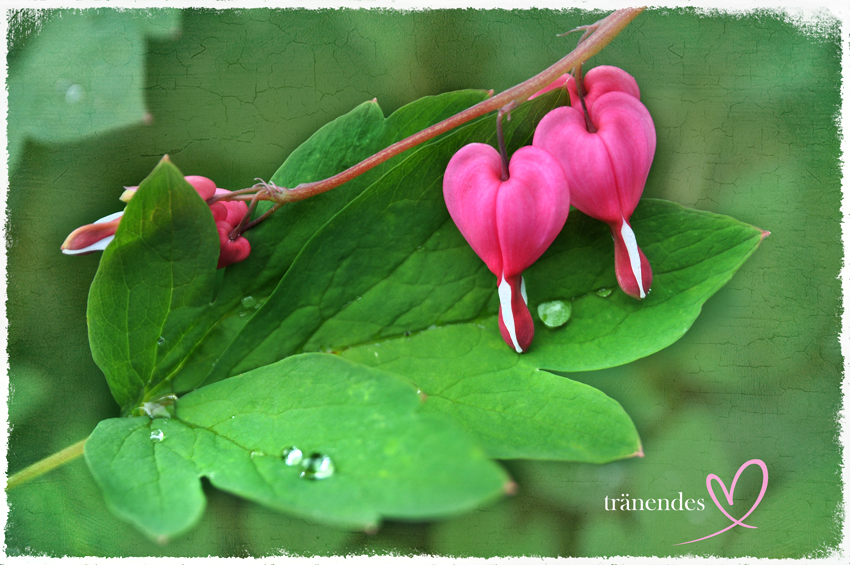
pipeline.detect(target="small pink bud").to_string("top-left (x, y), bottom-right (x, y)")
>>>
top-left (184, 175), bottom-right (217, 200)
top-left (120, 175), bottom-right (217, 203)
top-left (64, 175), bottom-right (252, 270)
top-left (60, 211), bottom-right (124, 255)
top-left (533, 90), bottom-right (655, 299)
top-left (443, 143), bottom-right (570, 352)
top-left (216, 222), bottom-right (251, 269)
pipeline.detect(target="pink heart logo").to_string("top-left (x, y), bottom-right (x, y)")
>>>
top-left (676, 459), bottom-right (769, 545)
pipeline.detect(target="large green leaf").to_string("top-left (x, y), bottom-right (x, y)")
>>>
top-left (341, 324), bottom-right (642, 462)
top-left (87, 157), bottom-right (219, 411)
top-left (167, 90), bottom-right (490, 393)
top-left (85, 354), bottom-right (507, 540)
top-left (7, 9), bottom-right (180, 171)
top-left (206, 90), bottom-right (564, 382)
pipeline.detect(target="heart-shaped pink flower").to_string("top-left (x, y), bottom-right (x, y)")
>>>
top-left (444, 143), bottom-right (570, 352)
top-left (533, 90), bottom-right (655, 299)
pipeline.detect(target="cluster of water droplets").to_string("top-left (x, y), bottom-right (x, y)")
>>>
top-left (238, 295), bottom-right (263, 318)
top-left (281, 446), bottom-right (335, 480)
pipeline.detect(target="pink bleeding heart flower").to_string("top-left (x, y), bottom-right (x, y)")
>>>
top-left (62, 176), bottom-right (252, 270)
top-left (444, 143), bottom-right (570, 352)
top-left (533, 90), bottom-right (655, 299)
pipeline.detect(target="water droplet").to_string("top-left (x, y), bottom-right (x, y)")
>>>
top-left (241, 296), bottom-right (257, 309)
top-left (595, 287), bottom-right (613, 298)
top-left (281, 446), bottom-right (303, 466)
top-left (250, 451), bottom-right (266, 459)
top-left (157, 336), bottom-right (165, 345)
top-left (537, 300), bottom-right (572, 328)
top-left (150, 429), bottom-right (164, 443)
top-left (65, 83), bottom-right (83, 104)
top-left (300, 452), bottom-right (335, 480)
top-left (253, 300), bottom-right (262, 309)
top-left (238, 311), bottom-right (247, 318)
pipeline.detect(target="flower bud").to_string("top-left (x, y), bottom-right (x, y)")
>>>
top-left (63, 175), bottom-right (252, 270)
top-left (60, 212), bottom-right (123, 255)
top-left (216, 222), bottom-right (251, 269)
top-left (443, 143), bottom-right (570, 352)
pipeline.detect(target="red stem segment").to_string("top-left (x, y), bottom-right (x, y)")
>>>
top-left (224, 8), bottom-right (643, 207)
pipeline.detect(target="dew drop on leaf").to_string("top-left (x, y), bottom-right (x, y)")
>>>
top-left (595, 287), bottom-right (613, 298)
top-left (281, 446), bottom-right (303, 466)
top-left (157, 336), bottom-right (165, 345)
top-left (300, 452), bottom-right (335, 480)
top-left (537, 300), bottom-right (572, 328)
top-left (65, 83), bottom-right (83, 104)
top-left (150, 429), bottom-right (165, 443)
top-left (250, 451), bottom-right (266, 459)
top-left (241, 296), bottom-right (257, 309)
top-left (238, 311), bottom-right (247, 318)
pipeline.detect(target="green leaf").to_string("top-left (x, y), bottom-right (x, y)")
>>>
top-left (207, 90), bottom-right (564, 382)
top-left (7, 9), bottom-right (180, 171)
top-left (521, 198), bottom-right (768, 371)
top-left (85, 354), bottom-right (508, 539)
top-left (168, 90), bottom-right (490, 393)
top-left (341, 324), bottom-right (642, 462)
top-left (87, 157), bottom-right (219, 411)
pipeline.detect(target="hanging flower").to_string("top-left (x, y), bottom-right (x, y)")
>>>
top-left (533, 88), bottom-right (655, 299)
top-left (443, 143), bottom-right (570, 352)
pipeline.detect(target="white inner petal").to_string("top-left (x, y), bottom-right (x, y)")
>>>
top-left (94, 211), bottom-right (124, 224)
top-left (620, 220), bottom-right (646, 298)
top-left (498, 276), bottom-right (523, 353)
top-left (520, 276), bottom-right (528, 305)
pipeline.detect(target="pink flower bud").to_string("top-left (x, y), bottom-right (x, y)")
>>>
top-left (533, 90), bottom-right (655, 299)
top-left (120, 175), bottom-right (218, 203)
top-left (443, 143), bottom-right (570, 352)
top-left (60, 211), bottom-right (123, 255)
top-left (63, 175), bottom-right (252, 270)
top-left (216, 222), bottom-right (251, 269)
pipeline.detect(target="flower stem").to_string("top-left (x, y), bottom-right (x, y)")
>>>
top-left (219, 8), bottom-right (643, 205)
top-left (497, 108), bottom-right (510, 181)
top-left (575, 64), bottom-right (597, 133)
top-left (6, 437), bottom-right (88, 490)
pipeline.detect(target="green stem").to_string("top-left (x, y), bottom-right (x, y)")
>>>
top-left (7, 437), bottom-right (88, 490)
top-left (221, 7), bottom-right (643, 205)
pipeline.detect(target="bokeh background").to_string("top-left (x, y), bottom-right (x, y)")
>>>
top-left (5, 8), bottom-right (843, 558)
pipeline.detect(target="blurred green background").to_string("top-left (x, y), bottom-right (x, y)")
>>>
top-left (6, 8), bottom-right (842, 558)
